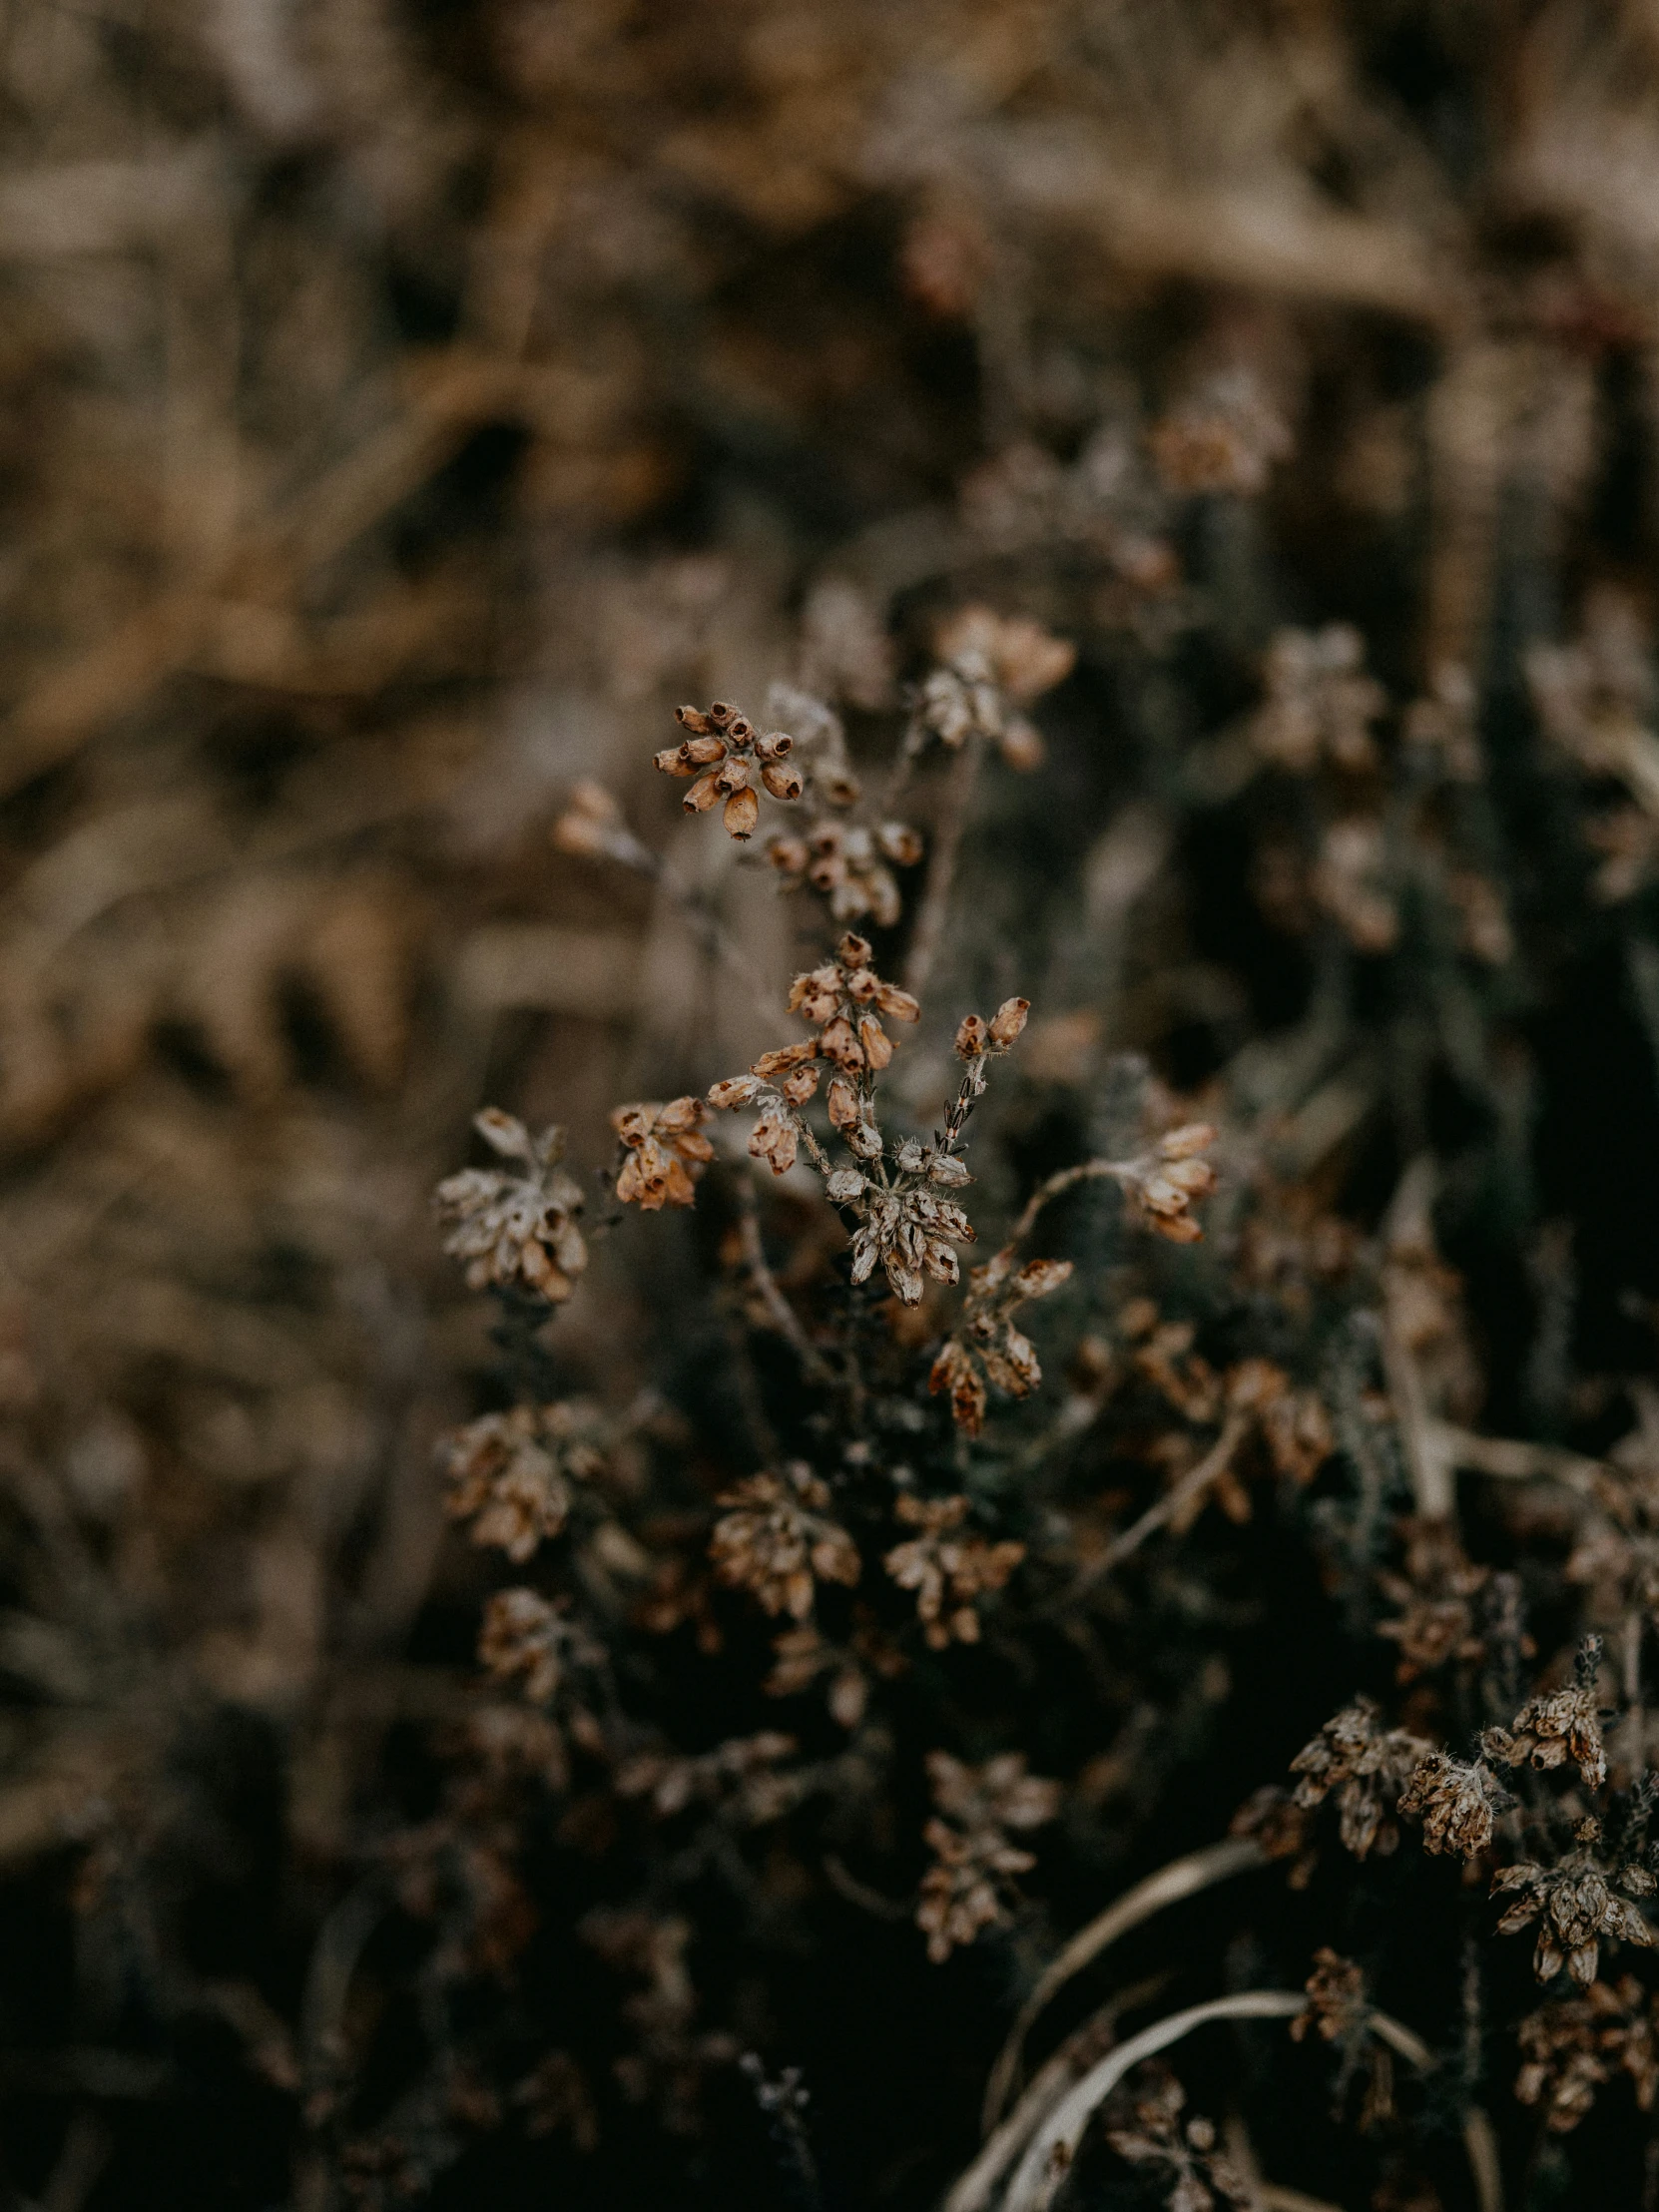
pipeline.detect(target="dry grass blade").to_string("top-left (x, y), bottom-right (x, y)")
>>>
top-left (980, 1837), bottom-right (1265, 2131)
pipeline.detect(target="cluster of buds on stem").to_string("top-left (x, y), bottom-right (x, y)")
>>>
top-left (766, 817), bottom-right (922, 927)
top-left (654, 701), bottom-right (804, 840)
top-left (435, 1109), bottom-right (588, 1302)
top-left (907, 606), bottom-right (1076, 770)
top-left (1109, 1122), bottom-right (1219, 1243)
top-left (611, 1097), bottom-right (714, 1210)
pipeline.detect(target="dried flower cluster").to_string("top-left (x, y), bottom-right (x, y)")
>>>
top-left (915, 1753), bottom-right (1060, 1962)
top-left (709, 1465), bottom-right (859, 1621)
top-left (883, 1494), bottom-right (1025, 1648)
top-left (907, 607), bottom-right (1076, 770)
top-left (440, 1401), bottom-right (607, 1562)
top-left (653, 701), bottom-right (805, 841)
top-left (435, 1111), bottom-right (588, 1301)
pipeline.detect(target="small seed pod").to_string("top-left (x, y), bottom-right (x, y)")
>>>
top-left (727, 716), bottom-right (754, 742)
top-left (675, 706), bottom-right (714, 734)
top-left (715, 755), bottom-right (752, 796)
top-left (809, 851), bottom-right (847, 890)
top-left (955, 1013), bottom-right (989, 1057)
top-left (754, 730), bottom-right (794, 763)
top-left (708, 1075), bottom-right (762, 1108)
top-left (837, 933), bottom-right (872, 966)
top-left (782, 1063), bottom-right (820, 1104)
top-left (762, 762), bottom-right (804, 802)
top-left (708, 702), bottom-right (735, 726)
top-left (724, 788), bottom-right (760, 839)
top-left (681, 732), bottom-right (728, 766)
top-left (858, 1016), bottom-right (892, 1069)
top-left (988, 996), bottom-right (1030, 1045)
top-left (685, 772), bottom-right (723, 814)
top-left (654, 746), bottom-right (697, 777)
top-left (820, 771), bottom-right (861, 808)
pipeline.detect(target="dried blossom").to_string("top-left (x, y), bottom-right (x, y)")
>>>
top-left (1249, 624), bottom-right (1385, 775)
top-left (478, 1589), bottom-right (601, 1705)
top-left (1377, 1517), bottom-right (1490, 1681)
top-left (1150, 365), bottom-right (1293, 496)
top-left (1313, 817), bottom-right (1398, 951)
top-left (914, 1751), bottom-right (1059, 1962)
top-left (1104, 2065), bottom-right (1258, 2212)
top-left (1112, 1123), bottom-right (1220, 1245)
top-left (611, 1097), bottom-right (714, 1210)
top-left (766, 817), bottom-right (922, 928)
top-left (1290, 1946), bottom-right (1369, 2045)
top-left (439, 1400), bottom-right (606, 1563)
top-left (1493, 1819), bottom-right (1657, 1986)
top-left (1230, 1786), bottom-right (1316, 1885)
top-left (907, 606), bottom-right (1075, 770)
top-left (764, 1625), bottom-right (869, 1728)
top-left (1515, 1978), bottom-right (1659, 2132)
top-left (1482, 1640), bottom-right (1609, 1787)
top-left (615, 1730), bottom-right (801, 1823)
top-left (1290, 1697), bottom-right (1432, 1860)
top-left (709, 1463), bottom-right (859, 1621)
top-left (1397, 1751), bottom-right (1510, 1859)
top-left (930, 1253), bottom-right (1074, 1435)
top-left (652, 700), bottom-right (805, 840)
top-left (435, 1110), bottom-right (588, 1302)
top-left (1527, 587), bottom-right (1659, 801)
top-left (884, 1494), bottom-right (1023, 1648)
top-left (552, 779), bottom-right (656, 870)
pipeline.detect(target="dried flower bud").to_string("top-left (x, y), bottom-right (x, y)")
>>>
top-left (762, 763), bottom-right (805, 802)
top-left (654, 746), bottom-right (698, 777)
top-left (877, 823), bottom-right (924, 866)
top-left (753, 1040), bottom-right (819, 1078)
top-left (684, 772), bottom-right (723, 814)
top-left (708, 702), bottom-right (735, 725)
top-left (782, 1064), bottom-right (820, 1104)
top-left (1014, 1259), bottom-right (1073, 1298)
top-left (675, 706), bottom-right (714, 734)
top-left (875, 982), bottom-right (921, 1021)
top-left (837, 933), bottom-right (872, 967)
top-left (1159, 1122), bottom-right (1218, 1160)
top-left (724, 789), bottom-right (760, 839)
top-left (754, 731), bottom-right (794, 763)
top-left (827, 1077), bottom-right (858, 1129)
top-left (847, 1120), bottom-right (884, 1159)
top-left (858, 1016), bottom-right (892, 1069)
top-left (709, 1075), bottom-right (762, 1109)
top-left (681, 732), bottom-right (728, 765)
top-left (955, 1014), bottom-right (989, 1057)
top-left (928, 1152), bottom-right (971, 1187)
top-left (821, 771), bottom-right (861, 807)
top-left (988, 996), bottom-right (1030, 1045)
top-left (750, 1109), bottom-right (799, 1176)
top-left (826, 1169), bottom-right (865, 1202)
top-left (819, 1016), bottom-right (864, 1070)
top-left (715, 756), bottom-right (752, 796)
top-left (998, 717), bottom-right (1044, 772)
top-left (768, 834), bottom-right (811, 875)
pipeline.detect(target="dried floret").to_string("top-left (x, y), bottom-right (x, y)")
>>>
top-left (478, 1589), bottom-right (601, 1705)
top-left (709, 1463), bottom-right (859, 1621)
top-left (439, 1400), bottom-right (607, 1562)
top-left (1483, 1639), bottom-right (1609, 1788)
top-left (435, 1111), bottom-right (588, 1302)
top-left (914, 1751), bottom-right (1059, 1962)
top-left (1493, 1819), bottom-right (1657, 1987)
top-left (612, 1097), bottom-right (714, 1210)
top-left (908, 607), bottom-right (1075, 770)
top-left (884, 1494), bottom-right (1023, 1647)
top-left (1290, 1697), bottom-right (1431, 1860)
top-left (1397, 1751), bottom-right (1510, 1859)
